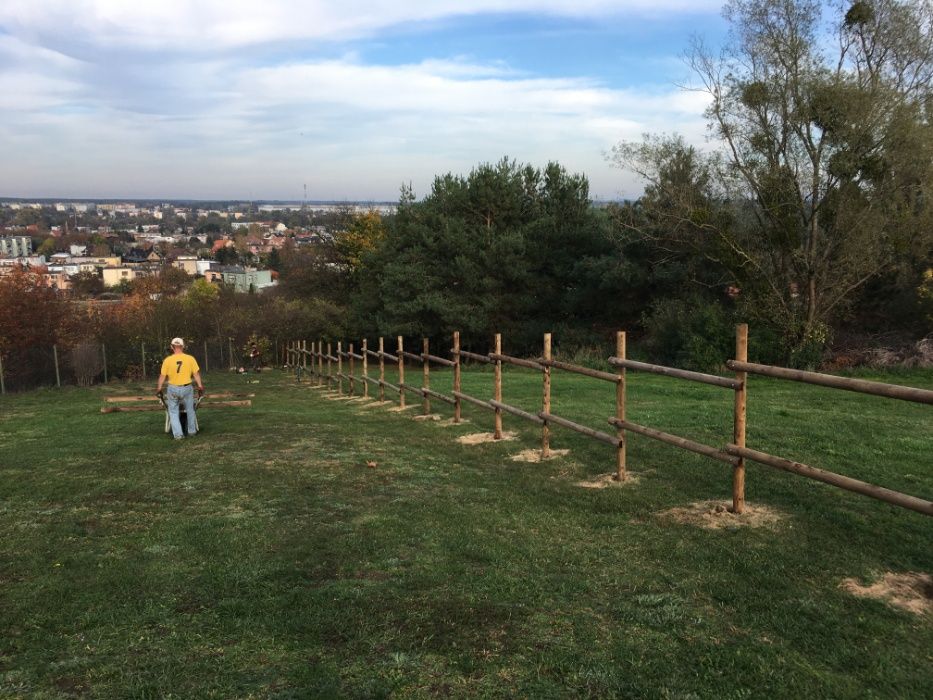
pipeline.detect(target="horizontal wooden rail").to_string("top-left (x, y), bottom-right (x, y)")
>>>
top-left (400, 350), bottom-right (423, 362)
top-left (399, 381), bottom-right (423, 394)
top-left (338, 351), bottom-right (349, 358)
top-left (453, 390), bottom-right (494, 410)
top-left (349, 352), bottom-right (364, 360)
top-left (540, 411), bottom-right (619, 447)
top-left (541, 358), bottom-right (619, 383)
top-left (379, 351), bottom-right (399, 362)
top-left (727, 360), bottom-right (933, 405)
top-left (361, 375), bottom-right (381, 385)
top-left (423, 387), bottom-right (456, 405)
top-left (489, 353), bottom-right (544, 371)
top-left (457, 350), bottom-right (494, 364)
top-left (609, 418), bottom-right (738, 465)
top-left (324, 354), bottom-right (340, 362)
top-left (423, 353), bottom-right (456, 367)
top-left (381, 379), bottom-right (401, 393)
top-left (336, 373), bottom-right (349, 380)
top-left (725, 444), bottom-right (933, 516)
top-left (609, 357), bottom-right (740, 389)
top-left (106, 392), bottom-right (253, 403)
top-left (489, 399), bottom-right (544, 425)
top-left (365, 349), bottom-right (381, 358)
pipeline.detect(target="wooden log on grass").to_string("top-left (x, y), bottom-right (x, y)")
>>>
top-left (724, 444), bottom-right (933, 517)
top-left (608, 357), bottom-right (740, 390)
top-left (102, 399), bottom-right (252, 414)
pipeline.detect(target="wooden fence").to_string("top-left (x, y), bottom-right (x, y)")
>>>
top-left (285, 325), bottom-right (933, 518)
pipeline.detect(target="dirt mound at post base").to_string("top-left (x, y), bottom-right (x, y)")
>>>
top-left (456, 431), bottom-right (517, 445)
top-left (512, 448), bottom-right (569, 463)
top-left (659, 501), bottom-right (784, 529)
top-left (841, 572), bottom-right (932, 616)
top-left (575, 473), bottom-right (639, 488)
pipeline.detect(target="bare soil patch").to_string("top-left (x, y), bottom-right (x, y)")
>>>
top-left (512, 448), bottom-right (570, 463)
top-left (437, 418), bottom-right (470, 427)
top-left (659, 500), bottom-right (784, 529)
top-left (575, 473), bottom-right (640, 489)
top-left (359, 401), bottom-right (394, 409)
top-left (413, 414), bottom-right (443, 422)
top-left (456, 431), bottom-right (517, 445)
top-left (388, 405), bottom-right (415, 413)
top-left (841, 572), bottom-right (932, 616)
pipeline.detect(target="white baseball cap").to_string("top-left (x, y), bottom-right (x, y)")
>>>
top-left (170, 337), bottom-right (185, 347)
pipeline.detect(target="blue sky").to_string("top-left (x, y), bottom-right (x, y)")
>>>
top-left (0, 1), bottom-right (727, 201)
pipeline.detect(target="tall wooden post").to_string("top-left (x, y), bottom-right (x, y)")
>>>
top-left (141, 342), bottom-right (146, 381)
top-left (378, 337), bottom-right (385, 401)
top-left (397, 336), bottom-right (406, 409)
top-left (349, 343), bottom-right (356, 396)
top-left (229, 337), bottom-right (234, 369)
top-left (422, 338), bottom-right (430, 415)
top-left (542, 333), bottom-right (552, 457)
top-left (493, 333), bottom-right (502, 439)
top-left (362, 339), bottom-right (369, 398)
top-left (309, 342), bottom-right (315, 377)
top-left (732, 323), bottom-right (748, 513)
top-left (327, 342), bottom-right (332, 389)
top-left (615, 331), bottom-right (626, 481)
top-left (0, 352), bottom-right (5, 395)
top-left (203, 340), bottom-right (209, 373)
top-left (304, 340), bottom-right (309, 371)
top-left (102, 343), bottom-right (108, 384)
top-left (453, 331), bottom-right (461, 423)
top-left (53, 344), bottom-right (61, 387)
top-left (318, 338), bottom-right (324, 385)
top-left (337, 341), bottom-right (344, 395)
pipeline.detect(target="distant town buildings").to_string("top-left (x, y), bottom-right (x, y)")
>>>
top-left (0, 235), bottom-right (31, 257)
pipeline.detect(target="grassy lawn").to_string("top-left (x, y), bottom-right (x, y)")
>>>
top-left (0, 364), bottom-right (931, 698)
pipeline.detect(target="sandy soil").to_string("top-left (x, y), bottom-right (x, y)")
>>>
top-left (575, 473), bottom-right (640, 489)
top-left (511, 448), bottom-right (570, 463)
top-left (456, 431), bottom-right (517, 445)
top-left (658, 500), bottom-right (785, 529)
top-left (841, 572), bottom-right (932, 616)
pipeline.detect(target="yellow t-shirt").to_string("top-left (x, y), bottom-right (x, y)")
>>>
top-left (160, 353), bottom-right (200, 386)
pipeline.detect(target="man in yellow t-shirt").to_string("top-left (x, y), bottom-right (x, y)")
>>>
top-left (156, 337), bottom-right (205, 439)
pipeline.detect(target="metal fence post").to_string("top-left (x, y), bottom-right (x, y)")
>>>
top-left (53, 344), bottom-right (61, 388)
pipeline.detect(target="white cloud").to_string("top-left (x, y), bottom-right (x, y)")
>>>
top-left (0, 1), bottom-right (721, 199)
top-left (1, 1), bottom-right (722, 49)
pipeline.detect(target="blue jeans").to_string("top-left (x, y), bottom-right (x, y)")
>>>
top-left (167, 384), bottom-right (197, 438)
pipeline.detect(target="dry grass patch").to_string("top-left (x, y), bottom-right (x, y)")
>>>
top-left (457, 431), bottom-right (517, 445)
top-left (358, 401), bottom-right (395, 409)
top-left (841, 572), bottom-right (932, 616)
top-left (413, 414), bottom-right (443, 422)
top-left (511, 448), bottom-right (569, 463)
top-left (437, 418), bottom-right (470, 427)
top-left (388, 405), bottom-right (416, 413)
top-left (659, 500), bottom-right (785, 530)
top-left (575, 473), bottom-right (640, 489)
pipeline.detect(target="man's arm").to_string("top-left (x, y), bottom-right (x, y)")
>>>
top-left (193, 370), bottom-right (204, 394)
top-left (156, 373), bottom-right (167, 394)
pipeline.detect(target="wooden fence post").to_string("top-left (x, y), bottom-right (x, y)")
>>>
top-left (53, 344), bottom-right (61, 388)
top-left (542, 332), bottom-right (551, 457)
top-left (141, 342), bottom-right (146, 380)
top-left (203, 340), bottom-right (209, 373)
top-left (362, 339), bottom-right (369, 398)
top-left (102, 343), bottom-right (108, 384)
top-left (318, 338), bottom-right (324, 385)
top-left (326, 342), bottom-right (333, 389)
top-left (349, 343), bottom-right (356, 396)
top-left (493, 333), bottom-right (502, 439)
top-left (337, 341), bottom-right (344, 395)
top-left (422, 338), bottom-right (430, 416)
top-left (453, 331), bottom-right (461, 423)
top-left (732, 323), bottom-right (748, 513)
top-left (379, 337), bottom-right (385, 401)
top-left (229, 337), bottom-right (234, 369)
top-left (616, 331), bottom-right (626, 481)
top-left (0, 351), bottom-right (5, 395)
top-left (397, 336), bottom-right (406, 409)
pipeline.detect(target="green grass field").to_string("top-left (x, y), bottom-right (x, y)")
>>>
top-left (1, 365), bottom-right (931, 698)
